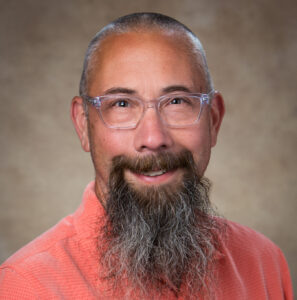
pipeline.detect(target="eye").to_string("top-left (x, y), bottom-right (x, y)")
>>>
top-left (168, 96), bottom-right (193, 106)
top-left (170, 97), bottom-right (184, 105)
top-left (113, 99), bottom-right (130, 107)
top-left (161, 95), bottom-right (196, 111)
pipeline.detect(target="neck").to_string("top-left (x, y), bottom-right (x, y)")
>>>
top-left (94, 177), bottom-right (108, 209)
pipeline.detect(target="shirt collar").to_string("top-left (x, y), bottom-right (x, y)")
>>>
top-left (73, 181), bottom-right (106, 240)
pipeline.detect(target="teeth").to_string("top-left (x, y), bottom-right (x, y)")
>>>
top-left (142, 170), bottom-right (166, 177)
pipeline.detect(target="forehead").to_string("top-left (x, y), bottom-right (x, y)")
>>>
top-left (87, 31), bottom-right (206, 96)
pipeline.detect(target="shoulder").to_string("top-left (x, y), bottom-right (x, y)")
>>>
top-left (222, 219), bottom-right (284, 262)
top-left (221, 219), bottom-right (291, 280)
top-left (1, 214), bottom-right (76, 269)
top-left (218, 219), bottom-right (294, 298)
top-left (224, 219), bottom-right (279, 251)
top-left (0, 214), bottom-right (79, 298)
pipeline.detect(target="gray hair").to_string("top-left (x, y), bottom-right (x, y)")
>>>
top-left (99, 150), bottom-right (223, 299)
top-left (79, 13), bottom-right (213, 106)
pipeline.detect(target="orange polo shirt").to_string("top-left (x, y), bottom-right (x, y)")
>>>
top-left (0, 182), bottom-right (293, 299)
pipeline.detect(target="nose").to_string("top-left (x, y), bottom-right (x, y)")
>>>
top-left (133, 105), bottom-right (174, 153)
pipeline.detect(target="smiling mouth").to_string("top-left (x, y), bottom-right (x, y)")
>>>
top-left (126, 168), bottom-right (181, 186)
top-left (140, 170), bottom-right (167, 177)
top-left (125, 167), bottom-right (184, 189)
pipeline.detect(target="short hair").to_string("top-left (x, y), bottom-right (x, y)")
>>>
top-left (79, 12), bottom-right (213, 100)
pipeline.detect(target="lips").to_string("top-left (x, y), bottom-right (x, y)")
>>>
top-left (140, 170), bottom-right (167, 177)
top-left (124, 167), bottom-right (182, 186)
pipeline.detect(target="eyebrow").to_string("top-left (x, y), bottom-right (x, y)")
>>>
top-left (161, 85), bottom-right (192, 94)
top-left (103, 85), bottom-right (192, 96)
top-left (103, 87), bottom-right (136, 95)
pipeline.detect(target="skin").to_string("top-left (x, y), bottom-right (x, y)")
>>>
top-left (71, 30), bottom-right (225, 202)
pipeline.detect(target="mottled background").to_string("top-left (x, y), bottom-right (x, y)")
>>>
top-left (0, 0), bottom-right (296, 293)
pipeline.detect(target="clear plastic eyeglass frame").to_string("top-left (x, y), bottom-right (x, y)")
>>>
top-left (83, 90), bottom-right (215, 129)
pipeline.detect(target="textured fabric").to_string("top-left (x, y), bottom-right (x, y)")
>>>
top-left (0, 182), bottom-right (293, 299)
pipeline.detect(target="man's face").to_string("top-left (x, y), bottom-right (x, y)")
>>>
top-left (72, 30), bottom-right (223, 199)
top-left (71, 29), bottom-right (225, 297)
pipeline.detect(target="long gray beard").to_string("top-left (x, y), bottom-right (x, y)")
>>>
top-left (99, 150), bottom-right (223, 299)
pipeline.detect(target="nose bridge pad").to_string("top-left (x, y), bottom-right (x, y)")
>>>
top-left (142, 101), bottom-right (160, 117)
top-left (145, 101), bottom-right (157, 109)
top-left (146, 101), bottom-right (164, 125)
top-left (137, 100), bottom-right (164, 129)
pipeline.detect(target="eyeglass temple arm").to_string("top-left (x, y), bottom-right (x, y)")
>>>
top-left (84, 96), bottom-right (101, 108)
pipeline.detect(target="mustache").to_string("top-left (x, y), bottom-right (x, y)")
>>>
top-left (111, 149), bottom-right (195, 174)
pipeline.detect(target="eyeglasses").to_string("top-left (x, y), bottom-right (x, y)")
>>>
top-left (83, 90), bottom-right (214, 129)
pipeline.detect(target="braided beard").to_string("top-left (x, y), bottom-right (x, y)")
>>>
top-left (99, 150), bottom-right (222, 299)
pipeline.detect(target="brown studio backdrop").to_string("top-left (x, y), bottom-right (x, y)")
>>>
top-left (0, 0), bottom-right (296, 293)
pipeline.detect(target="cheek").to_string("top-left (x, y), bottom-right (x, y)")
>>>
top-left (173, 126), bottom-right (210, 153)
top-left (99, 131), bottom-right (135, 156)
top-left (90, 125), bottom-right (134, 170)
top-left (171, 126), bottom-right (211, 175)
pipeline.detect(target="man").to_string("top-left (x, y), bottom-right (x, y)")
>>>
top-left (0, 13), bottom-right (293, 299)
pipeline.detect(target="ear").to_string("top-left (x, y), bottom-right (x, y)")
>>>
top-left (209, 92), bottom-right (225, 147)
top-left (70, 96), bottom-right (90, 152)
